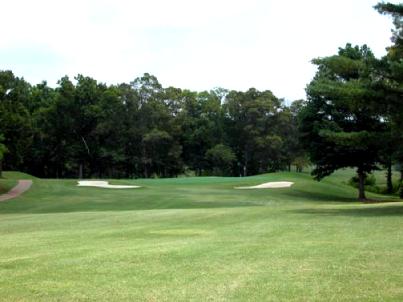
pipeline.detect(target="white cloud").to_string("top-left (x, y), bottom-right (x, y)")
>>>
top-left (0, 0), bottom-right (399, 100)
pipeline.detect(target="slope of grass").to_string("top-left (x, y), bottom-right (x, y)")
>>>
top-left (2, 171), bottom-right (39, 180)
top-left (0, 179), bottom-right (17, 194)
top-left (0, 171), bottom-right (402, 301)
top-left (0, 170), bottom-right (35, 194)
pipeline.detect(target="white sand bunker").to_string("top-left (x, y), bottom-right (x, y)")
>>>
top-left (235, 181), bottom-right (294, 189)
top-left (77, 180), bottom-right (141, 189)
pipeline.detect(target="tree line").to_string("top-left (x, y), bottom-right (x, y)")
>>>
top-left (0, 2), bottom-right (402, 200)
top-left (0, 72), bottom-right (306, 179)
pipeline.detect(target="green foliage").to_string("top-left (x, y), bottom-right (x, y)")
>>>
top-left (0, 70), bottom-right (305, 179)
top-left (300, 44), bottom-right (386, 199)
top-left (350, 176), bottom-right (401, 195)
top-left (205, 144), bottom-right (236, 176)
top-left (0, 134), bottom-right (7, 161)
top-left (223, 88), bottom-right (296, 175)
top-left (375, 2), bottom-right (403, 60)
top-left (292, 154), bottom-right (310, 172)
top-left (348, 173), bottom-right (376, 188)
top-left (0, 71), bottom-right (33, 171)
top-left (0, 134), bottom-right (7, 178)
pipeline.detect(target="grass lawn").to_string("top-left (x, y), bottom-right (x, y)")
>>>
top-left (0, 180), bottom-right (16, 194)
top-left (0, 170), bottom-right (402, 301)
top-left (0, 176), bottom-right (17, 195)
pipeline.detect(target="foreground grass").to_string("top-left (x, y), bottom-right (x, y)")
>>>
top-left (0, 171), bottom-right (402, 301)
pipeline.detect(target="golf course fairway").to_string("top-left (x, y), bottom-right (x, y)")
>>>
top-left (0, 170), bottom-right (402, 301)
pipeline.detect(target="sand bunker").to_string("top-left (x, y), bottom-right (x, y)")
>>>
top-left (235, 181), bottom-right (294, 189)
top-left (77, 180), bottom-right (141, 189)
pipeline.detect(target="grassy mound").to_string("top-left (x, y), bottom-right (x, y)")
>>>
top-left (0, 179), bottom-right (17, 194)
top-left (0, 171), bottom-right (402, 301)
top-left (0, 171), bottom-right (36, 194)
top-left (2, 171), bottom-right (39, 180)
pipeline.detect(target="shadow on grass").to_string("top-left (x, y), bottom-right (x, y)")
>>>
top-left (0, 197), bottom-right (262, 214)
top-left (291, 203), bottom-right (403, 217)
top-left (0, 186), bottom-right (362, 214)
top-left (279, 188), bottom-right (357, 203)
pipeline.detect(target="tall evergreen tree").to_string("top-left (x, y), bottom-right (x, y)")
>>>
top-left (300, 44), bottom-right (386, 200)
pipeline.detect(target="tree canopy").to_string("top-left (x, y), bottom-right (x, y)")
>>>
top-left (300, 44), bottom-right (387, 200)
top-left (0, 70), bottom-right (305, 179)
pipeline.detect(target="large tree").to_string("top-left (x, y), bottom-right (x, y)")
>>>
top-left (375, 2), bottom-right (403, 198)
top-left (25, 82), bottom-right (58, 177)
top-left (0, 71), bottom-right (32, 172)
top-left (205, 144), bottom-right (236, 176)
top-left (131, 74), bottom-right (184, 177)
top-left (179, 89), bottom-right (226, 175)
top-left (300, 44), bottom-right (386, 200)
top-left (224, 88), bottom-right (285, 176)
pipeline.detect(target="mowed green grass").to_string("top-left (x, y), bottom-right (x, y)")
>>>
top-left (0, 172), bottom-right (22, 194)
top-left (0, 170), bottom-right (402, 301)
top-left (0, 179), bottom-right (16, 194)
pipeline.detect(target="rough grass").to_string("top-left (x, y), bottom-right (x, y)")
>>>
top-left (0, 170), bottom-right (402, 301)
top-left (0, 179), bottom-right (17, 194)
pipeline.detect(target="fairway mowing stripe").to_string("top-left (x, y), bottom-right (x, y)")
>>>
top-left (0, 180), bottom-right (33, 202)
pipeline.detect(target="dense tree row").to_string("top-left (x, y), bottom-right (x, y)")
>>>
top-left (0, 72), bottom-right (305, 179)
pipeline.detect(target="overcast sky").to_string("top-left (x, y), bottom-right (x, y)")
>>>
top-left (0, 0), bottom-right (399, 101)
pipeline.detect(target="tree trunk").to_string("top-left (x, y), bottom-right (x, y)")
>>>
top-left (0, 160), bottom-right (2, 178)
top-left (144, 164), bottom-right (148, 178)
top-left (244, 149), bottom-right (248, 177)
top-left (357, 170), bottom-right (367, 201)
top-left (79, 163), bottom-right (83, 179)
top-left (386, 161), bottom-right (393, 194)
top-left (399, 168), bottom-right (403, 199)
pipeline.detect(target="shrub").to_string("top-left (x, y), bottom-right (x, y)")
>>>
top-left (348, 173), bottom-right (376, 188)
